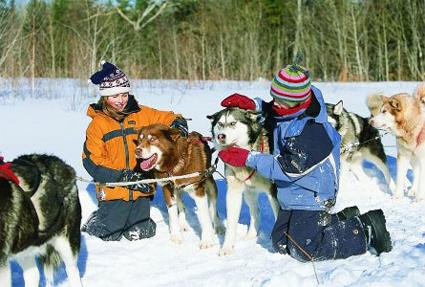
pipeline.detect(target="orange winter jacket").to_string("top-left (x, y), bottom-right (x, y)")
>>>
top-left (82, 98), bottom-right (177, 201)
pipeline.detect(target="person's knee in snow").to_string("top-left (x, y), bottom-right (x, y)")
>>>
top-left (82, 61), bottom-right (182, 241)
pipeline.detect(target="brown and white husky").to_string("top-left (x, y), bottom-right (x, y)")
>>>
top-left (368, 84), bottom-right (425, 200)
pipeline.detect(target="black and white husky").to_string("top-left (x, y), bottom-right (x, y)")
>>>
top-left (0, 154), bottom-right (82, 287)
top-left (326, 101), bottom-right (395, 190)
top-left (207, 108), bottom-right (279, 256)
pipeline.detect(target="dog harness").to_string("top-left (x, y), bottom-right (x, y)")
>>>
top-left (0, 157), bottom-right (20, 185)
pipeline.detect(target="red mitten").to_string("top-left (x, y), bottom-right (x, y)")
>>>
top-left (218, 146), bottom-right (250, 167)
top-left (221, 93), bottom-right (256, 111)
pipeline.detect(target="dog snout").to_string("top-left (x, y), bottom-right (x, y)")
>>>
top-left (217, 133), bottom-right (226, 143)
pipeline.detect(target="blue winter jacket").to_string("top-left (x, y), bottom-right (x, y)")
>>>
top-left (246, 85), bottom-right (341, 211)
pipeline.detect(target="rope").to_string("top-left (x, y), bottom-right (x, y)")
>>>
top-left (76, 172), bottom-right (203, 187)
top-left (340, 130), bottom-right (389, 155)
top-left (284, 231), bottom-right (321, 285)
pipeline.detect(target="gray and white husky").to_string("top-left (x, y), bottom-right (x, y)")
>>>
top-left (207, 108), bottom-right (279, 256)
top-left (0, 154), bottom-right (82, 287)
top-left (326, 101), bottom-right (395, 190)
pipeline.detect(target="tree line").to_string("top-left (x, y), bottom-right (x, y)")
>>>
top-left (0, 0), bottom-right (424, 81)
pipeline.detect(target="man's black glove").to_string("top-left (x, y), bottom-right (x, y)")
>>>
top-left (170, 117), bottom-right (188, 137)
top-left (121, 170), bottom-right (151, 193)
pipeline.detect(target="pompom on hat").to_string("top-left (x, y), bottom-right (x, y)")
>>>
top-left (270, 64), bottom-right (312, 104)
top-left (89, 61), bottom-right (131, 96)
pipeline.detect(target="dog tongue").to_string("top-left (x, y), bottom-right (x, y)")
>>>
top-left (140, 155), bottom-right (156, 170)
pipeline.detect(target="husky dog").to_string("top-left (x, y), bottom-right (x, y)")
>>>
top-left (326, 101), bottom-right (394, 190)
top-left (207, 108), bottom-right (279, 256)
top-left (135, 124), bottom-right (225, 249)
top-left (0, 154), bottom-right (82, 287)
top-left (368, 84), bottom-right (425, 200)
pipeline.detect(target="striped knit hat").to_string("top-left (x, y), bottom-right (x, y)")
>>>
top-left (270, 64), bottom-right (311, 104)
top-left (89, 61), bottom-right (131, 96)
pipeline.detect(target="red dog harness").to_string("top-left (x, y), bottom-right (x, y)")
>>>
top-left (0, 156), bottom-right (20, 185)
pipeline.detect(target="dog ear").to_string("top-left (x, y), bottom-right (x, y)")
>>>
top-left (333, 100), bottom-right (344, 116)
top-left (367, 93), bottom-right (384, 116)
top-left (168, 128), bottom-right (182, 142)
top-left (246, 110), bottom-right (261, 121)
top-left (389, 98), bottom-right (401, 111)
top-left (414, 83), bottom-right (425, 104)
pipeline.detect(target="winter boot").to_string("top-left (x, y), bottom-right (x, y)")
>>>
top-left (358, 209), bottom-right (392, 255)
top-left (337, 206), bottom-right (360, 221)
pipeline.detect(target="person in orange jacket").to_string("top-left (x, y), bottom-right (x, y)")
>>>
top-left (81, 61), bottom-right (188, 241)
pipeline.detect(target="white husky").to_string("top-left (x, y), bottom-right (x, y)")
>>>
top-left (208, 108), bottom-right (279, 255)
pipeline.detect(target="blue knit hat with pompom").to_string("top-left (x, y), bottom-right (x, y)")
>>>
top-left (89, 61), bottom-right (130, 96)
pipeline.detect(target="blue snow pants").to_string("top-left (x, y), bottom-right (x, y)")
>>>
top-left (271, 209), bottom-right (367, 261)
top-left (82, 197), bottom-right (156, 241)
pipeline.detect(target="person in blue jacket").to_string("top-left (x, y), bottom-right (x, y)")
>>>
top-left (219, 64), bottom-right (392, 261)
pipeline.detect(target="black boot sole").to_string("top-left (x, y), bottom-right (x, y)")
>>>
top-left (366, 209), bottom-right (392, 255)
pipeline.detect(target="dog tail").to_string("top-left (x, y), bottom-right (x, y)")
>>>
top-left (40, 244), bottom-right (62, 283)
top-left (414, 83), bottom-right (425, 104)
top-left (366, 93), bottom-right (384, 117)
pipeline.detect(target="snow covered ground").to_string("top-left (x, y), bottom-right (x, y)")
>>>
top-left (1, 79), bottom-right (425, 287)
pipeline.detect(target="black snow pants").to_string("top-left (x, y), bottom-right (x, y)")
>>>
top-left (271, 209), bottom-right (367, 261)
top-left (82, 197), bottom-right (156, 241)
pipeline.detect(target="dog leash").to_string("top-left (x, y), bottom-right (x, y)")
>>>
top-left (340, 130), bottom-right (389, 155)
top-left (76, 172), bottom-right (204, 187)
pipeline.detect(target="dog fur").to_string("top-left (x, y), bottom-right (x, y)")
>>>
top-left (207, 108), bottom-right (279, 256)
top-left (326, 101), bottom-right (395, 190)
top-left (368, 84), bottom-right (425, 200)
top-left (135, 124), bottom-right (225, 249)
top-left (0, 154), bottom-right (82, 286)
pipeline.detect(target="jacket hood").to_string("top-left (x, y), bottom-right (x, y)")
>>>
top-left (309, 85), bottom-right (328, 123)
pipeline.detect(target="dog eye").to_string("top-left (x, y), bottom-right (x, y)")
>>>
top-left (230, 122), bottom-right (237, 126)
top-left (139, 134), bottom-right (144, 140)
top-left (149, 136), bottom-right (156, 142)
top-left (218, 122), bottom-right (224, 128)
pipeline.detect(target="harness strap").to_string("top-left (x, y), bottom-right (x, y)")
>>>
top-left (0, 162), bottom-right (20, 185)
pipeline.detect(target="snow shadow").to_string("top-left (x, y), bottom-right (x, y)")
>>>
top-left (10, 235), bottom-right (88, 287)
top-left (151, 179), bottom-right (276, 249)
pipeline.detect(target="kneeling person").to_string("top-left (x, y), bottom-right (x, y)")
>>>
top-left (219, 64), bottom-right (392, 260)
top-left (81, 61), bottom-right (187, 241)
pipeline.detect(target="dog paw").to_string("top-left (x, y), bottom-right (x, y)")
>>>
top-left (407, 188), bottom-right (417, 197)
top-left (170, 233), bottom-right (183, 244)
top-left (199, 239), bottom-right (215, 249)
top-left (218, 246), bottom-right (235, 256)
